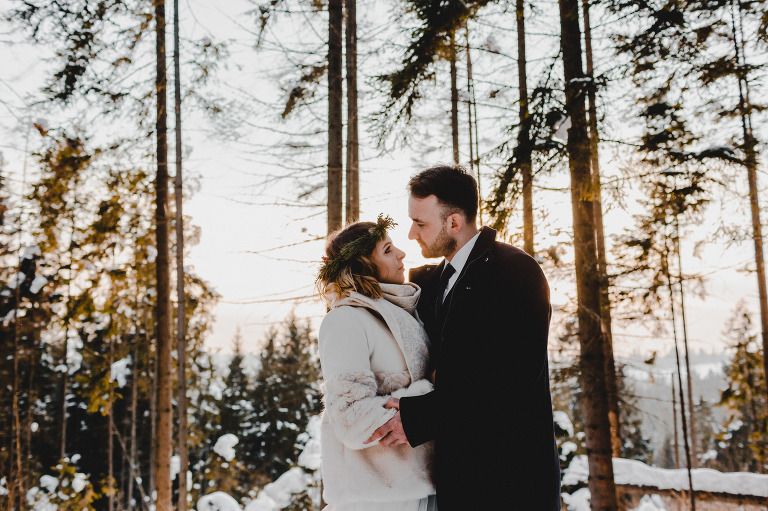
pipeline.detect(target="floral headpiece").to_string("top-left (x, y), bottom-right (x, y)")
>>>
top-left (317, 214), bottom-right (397, 283)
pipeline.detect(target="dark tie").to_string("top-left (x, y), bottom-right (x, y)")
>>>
top-left (435, 263), bottom-right (456, 317)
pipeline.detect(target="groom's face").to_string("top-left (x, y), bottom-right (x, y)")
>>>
top-left (408, 194), bottom-right (457, 259)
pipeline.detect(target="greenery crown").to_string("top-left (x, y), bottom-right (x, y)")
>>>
top-left (317, 214), bottom-right (397, 283)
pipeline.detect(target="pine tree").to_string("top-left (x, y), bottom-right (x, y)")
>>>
top-left (250, 317), bottom-right (322, 480)
top-left (715, 302), bottom-right (767, 472)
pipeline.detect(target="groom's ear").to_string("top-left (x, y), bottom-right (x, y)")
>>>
top-left (447, 212), bottom-right (464, 234)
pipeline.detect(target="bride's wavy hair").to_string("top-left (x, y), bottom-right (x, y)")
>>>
top-left (317, 221), bottom-right (383, 303)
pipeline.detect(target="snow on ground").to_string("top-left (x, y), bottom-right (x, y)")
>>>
top-left (631, 494), bottom-right (668, 511)
top-left (199, 416), bottom-right (322, 511)
top-left (213, 434), bottom-right (239, 462)
top-left (563, 455), bottom-right (768, 497)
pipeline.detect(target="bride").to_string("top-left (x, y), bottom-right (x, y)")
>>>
top-left (316, 216), bottom-right (437, 511)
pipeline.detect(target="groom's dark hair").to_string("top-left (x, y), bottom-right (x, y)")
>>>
top-left (408, 164), bottom-right (478, 223)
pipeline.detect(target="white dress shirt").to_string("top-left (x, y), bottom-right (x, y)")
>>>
top-left (441, 231), bottom-right (481, 301)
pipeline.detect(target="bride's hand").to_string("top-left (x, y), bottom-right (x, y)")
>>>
top-left (384, 397), bottom-right (400, 410)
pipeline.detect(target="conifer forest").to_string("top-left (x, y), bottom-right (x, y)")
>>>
top-left (1, 0), bottom-right (767, 510)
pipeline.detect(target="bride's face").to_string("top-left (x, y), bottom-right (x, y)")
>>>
top-left (371, 235), bottom-right (406, 285)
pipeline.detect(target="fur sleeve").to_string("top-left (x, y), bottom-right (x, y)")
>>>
top-left (323, 370), bottom-right (397, 450)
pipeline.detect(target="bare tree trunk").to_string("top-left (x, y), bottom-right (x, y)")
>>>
top-left (465, 26), bottom-right (475, 180)
top-left (328, 0), bottom-right (343, 233)
top-left (558, 0), bottom-right (618, 508)
top-left (516, 0), bottom-right (533, 256)
top-left (11, 244), bottom-right (22, 510)
top-left (154, 0), bottom-right (173, 507)
top-left (673, 215), bottom-right (697, 467)
top-left (108, 337), bottom-right (115, 511)
top-left (148, 315), bottom-right (157, 509)
top-left (729, 0), bottom-right (768, 413)
top-left (345, 0), bottom-right (359, 225)
top-left (128, 344), bottom-right (138, 509)
top-left (671, 376), bottom-right (679, 468)
top-left (581, 0), bottom-right (621, 458)
top-left (450, 32), bottom-right (459, 165)
top-left (172, 0), bottom-right (188, 507)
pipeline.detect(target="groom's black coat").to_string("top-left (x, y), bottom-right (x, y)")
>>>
top-left (399, 227), bottom-right (561, 510)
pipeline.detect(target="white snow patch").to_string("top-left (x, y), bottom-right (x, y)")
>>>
top-left (30, 422), bottom-right (39, 432)
top-left (561, 441), bottom-right (578, 457)
top-left (72, 472), bottom-right (87, 493)
top-left (297, 415), bottom-right (321, 471)
top-left (146, 246), bottom-right (157, 263)
top-left (29, 275), bottom-right (47, 294)
top-left (22, 245), bottom-right (41, 259)
top-left (258, 467), bottom-right (311, 509)
top-left (0, 477), bottom-right (7, 496)
top-left (243, 493), bottom-right (276, 511)
top-left (214, 434), bottom-right (238, 462)
top-left (110, 356), bottom-right (132, 388)
top-left (39, 475), bottom-right (58, 493)
top-left (564, 456), bottom-right (768, 497)
top-left (553, 410), bottom-right (574, 437)
top-left (197, 491), bottom-right (242, 511)
top-left (171, 454), bottom-right (180, 481)
top-left (562, 487), bottom-right (590, 511)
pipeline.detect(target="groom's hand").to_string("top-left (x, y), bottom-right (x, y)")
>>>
top-left (364, 412), bottom-right (410, 447)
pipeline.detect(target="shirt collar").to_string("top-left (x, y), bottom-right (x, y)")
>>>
top-left (445, 231), bottom-right (481, 276)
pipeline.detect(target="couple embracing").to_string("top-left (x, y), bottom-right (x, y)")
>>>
top-left (316, 165), bottom-right (561, 510)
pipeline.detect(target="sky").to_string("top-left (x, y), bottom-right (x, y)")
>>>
top-left (1, 0), bottom-right (765, 362)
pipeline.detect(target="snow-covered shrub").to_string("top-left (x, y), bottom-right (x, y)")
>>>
top-left (26, 457), bottom-right (99, 510)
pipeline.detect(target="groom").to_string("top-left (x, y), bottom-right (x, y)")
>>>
top-left (365, 165), bottom-right (561, 509)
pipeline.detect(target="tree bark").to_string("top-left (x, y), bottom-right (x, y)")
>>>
top-left (730, 0), bottom-right (768, 417)
top-left (581, 0), bottom-right (621, 458)
top-left (154, 0), bottom-right (173, 507)
top-left (558, 0), bottom-right (618, 508)
top-left (465, 26), bottom-right (475, 180)
top-left (671, 376), bottom-right (680, 468)
top-left (516, 0), bottom-right (533, 256)
top-left (108, 337), bottom-right (115, 511)
top-left (673, 216), bottom-right (697, 467)
top-left (345, 0), bottom-right (359, 225)
top-left (128, 344), bottom-right (138, 509)
top-left (664, 245), bottom-right (696, 511)
top-left (450, 32), bottom-right (459, 165)
top-left (173, 0), bottom-right (188, 506)
top-left (328, 0), bottom-right (343, 233)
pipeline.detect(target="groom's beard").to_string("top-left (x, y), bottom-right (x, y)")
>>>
top-left (420, 224), bottom-right (457, 259)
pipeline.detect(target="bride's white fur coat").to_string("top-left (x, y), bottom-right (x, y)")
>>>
top-left (319, 283), bottom-right (435, 506)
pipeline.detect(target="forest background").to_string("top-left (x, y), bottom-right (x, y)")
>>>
top-left (1, 0), bottom-right (767, 510)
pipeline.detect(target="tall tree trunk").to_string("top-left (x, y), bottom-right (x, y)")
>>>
top-left (729, 0), bottom-right (768, 413)
top-left (128, 344), bottom-right (138, 509)
top-left (465, 26), bottom-right (475, 180)
top-left (11, 248), bottom-right (22, 510)
top-left (671, 376), bottom-right (680, 468)
top-left (108, 337), bottom-right (115, 511)
top-left (449, 32), bottom-right (459, 165)
top-left (173, 0), bottom-right (188, 507)
top-left (328, 0), bottom-right (343, 233)
top-left (557, 0), bottom-right (618, 508)
top-left (673, 215), bottom-right (697, 466)
top-left (147, 313), bottom-right (157, 508)
top-left (581, 0), bottom-right (621, 458)
top-left (154, 0), bottom-right (173, 507)
top-left (516, 0), bottom-right (534, 256)
top-left (664, 245), bottom-right (696, 511)
top-left (345, 0), bottom-right (359, 225)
